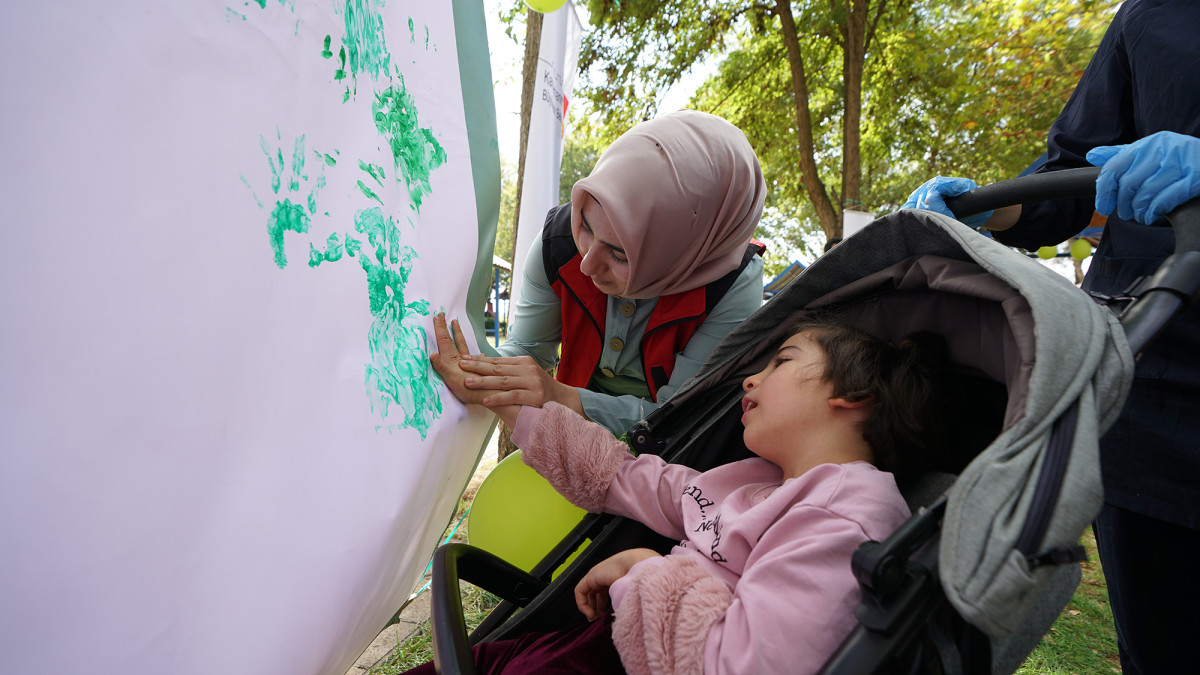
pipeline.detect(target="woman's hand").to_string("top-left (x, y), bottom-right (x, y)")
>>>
top-left (574, 548), bottom-right (662, 621)
top-left (458, 353), bottom-right (585, 417)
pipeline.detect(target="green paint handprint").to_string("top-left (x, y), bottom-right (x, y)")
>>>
top-left (343, 0), bottom-right (392, 84)
top-left (245, 134), bottom-right (443, 439)
top-left (238, 7), bottom-right (451, 440)
top-left (242, 131), bottom-right (328, 269)
top-left (373, 78), bottom-right (446, 215)
top-left (354, 207), bottom-right (441, 437)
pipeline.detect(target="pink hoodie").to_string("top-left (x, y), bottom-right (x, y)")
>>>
top-left (513, 402), bottom-right (911, 675)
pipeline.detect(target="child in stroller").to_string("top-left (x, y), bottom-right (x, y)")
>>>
top-left (424, 169), bottom-right (1197, 674)
top-left (415, 315), bottom-right (958, 674)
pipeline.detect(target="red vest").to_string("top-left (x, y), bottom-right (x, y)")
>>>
top-left (552, 254), bottom-right (711, 401)
top-left (541, 203), bottom-right (762, 402)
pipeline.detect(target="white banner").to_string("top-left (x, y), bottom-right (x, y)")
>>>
top-left (507, 2), bottom-right (583, 317)
top-left (0, 2), bottom-right (498, 674)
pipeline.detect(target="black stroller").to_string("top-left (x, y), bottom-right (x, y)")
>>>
top-left (428, 169), bottom-right (1200, 674)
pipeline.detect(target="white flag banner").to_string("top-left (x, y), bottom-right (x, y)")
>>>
top-left (507, 2), bottom-right (583, 318)
top-left (0, 1), bottom-right (500, 673)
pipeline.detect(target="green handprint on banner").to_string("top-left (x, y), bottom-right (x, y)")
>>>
top-left (354, 207), bottom-right (441, 436)
top-left (241, 130), bottom-right (328, 270)
top-left (373, 78), bottom-right (446, 215)
top-left (245, 133), bottom-right (443, 439)
top-left (237, 6), bottom-right (451, 439)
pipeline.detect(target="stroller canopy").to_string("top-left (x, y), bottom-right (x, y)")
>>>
top-left (663, 209), bottom-right (1133, 639)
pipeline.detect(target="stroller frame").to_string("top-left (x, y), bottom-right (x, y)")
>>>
top-left (430, 169), bottom-right (1200, 675)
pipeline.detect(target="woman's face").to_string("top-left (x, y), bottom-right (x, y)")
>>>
top-left (574, 195), bottom-right (631, 297)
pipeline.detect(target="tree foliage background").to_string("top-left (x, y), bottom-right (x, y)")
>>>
top-left (498, 0), bottom-right (1117, 274)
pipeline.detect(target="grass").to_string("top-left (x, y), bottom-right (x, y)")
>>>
top-left (1016, 527), bottom-right (1120, 674)
top-left (366, 583), bottom-right (503, 674)
top-left (366, 464), bottom-right (1118, 674)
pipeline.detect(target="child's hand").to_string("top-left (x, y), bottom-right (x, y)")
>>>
top-left (574, 548), bottom-right (661, 621)
top-left (429, 313), bottom-right (491, 404)
top-left (429, 313), bottom-right (522, 424)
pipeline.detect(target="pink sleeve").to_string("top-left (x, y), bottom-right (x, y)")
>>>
top-left (701, 508), bottom-right (873, 675)
top-left (602, 452), bottom-right (698, 540)
top-left (512, 403), bottom-right (629, 513)
top-left (611, 555), bottom-right (733, 675)
top-left (513, 403), bottom-right (696, 539)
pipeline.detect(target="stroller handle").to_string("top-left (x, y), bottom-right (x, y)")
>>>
top-left (943, 166), bottom-right (1200, 255)
top-left (943, 167), bottom-right (1100, 219)
top-left (945, 167), bottom-right (1200, 355)
top-left (429, 543), bottom-right (549, 675)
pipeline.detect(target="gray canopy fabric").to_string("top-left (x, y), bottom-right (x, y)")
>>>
top-left (668, 209), bottom-right (1133, 639)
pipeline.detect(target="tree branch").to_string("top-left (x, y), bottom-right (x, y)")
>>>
top-left (865, 0), bottom-right (889, 53)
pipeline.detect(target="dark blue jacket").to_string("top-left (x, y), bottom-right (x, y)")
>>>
top-left (993, 0), bottom-right (1200, 528)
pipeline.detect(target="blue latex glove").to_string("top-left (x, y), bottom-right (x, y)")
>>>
top-left (1087, 130), bottom-right (1200, 224)
top-left (902, 176), bottom-right (993, 228)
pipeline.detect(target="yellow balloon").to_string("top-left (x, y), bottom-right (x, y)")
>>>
top-left (467, 450), bottom-right (586, 573)
top-left (524, 0), bottom-right (568, 12)
top-left (1037, 246), bottom-right (1058, 260)
top-left (1070, 239), bottom-right (1093, 261)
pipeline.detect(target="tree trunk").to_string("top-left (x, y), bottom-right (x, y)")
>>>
top-left (776, 0), bottom-right (841, 239)
top-left (839, 0), bottom-right (868, 216)
top-left (510, 10), bottom-right (544, 253)
top-left (496, 419), bottom-right (517, 462)
top-left (497, 10), bottom-right (545, 463)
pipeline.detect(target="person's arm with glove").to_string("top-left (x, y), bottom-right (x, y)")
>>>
top-left (902, 131), bottom-right (1199, 234)
top-left (902, 176), bottom-right (1021, 230)
top-left (1087, 130), bottom-right (1200, 225)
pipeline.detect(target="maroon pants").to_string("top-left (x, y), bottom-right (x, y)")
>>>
top-left (402, 614), bottom-right (625, 675)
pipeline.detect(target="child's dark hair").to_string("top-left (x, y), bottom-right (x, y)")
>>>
top-left (784, 315), bottom-right (952, 482)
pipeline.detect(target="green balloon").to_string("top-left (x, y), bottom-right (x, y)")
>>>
top-left (467, 449), bottom-right (586, 573)
top-left (524, 0), bottom-right (568, 12)
top-left (1071, 239), bottom-right (1093, 261)
top-left (1037, 246), bottom-right (1058, 260)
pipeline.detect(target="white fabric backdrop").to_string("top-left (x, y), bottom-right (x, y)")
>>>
top-left (0, 2), bottom-right (497, 673)
top-left (507, 1), bottom-right (582, 316)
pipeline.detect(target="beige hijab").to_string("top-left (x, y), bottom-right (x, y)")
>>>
top-left (570, 110), bottom-right (766, 299)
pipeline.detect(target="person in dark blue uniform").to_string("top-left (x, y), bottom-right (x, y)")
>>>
top-left (902, 1), bottom-right (1200, 671)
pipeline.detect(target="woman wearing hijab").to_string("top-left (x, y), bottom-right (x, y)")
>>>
top-left (432, 110), bottom-right (766, 435)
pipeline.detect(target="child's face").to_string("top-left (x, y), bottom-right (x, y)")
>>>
top-left (740, 331), bottom-right (836, 465)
